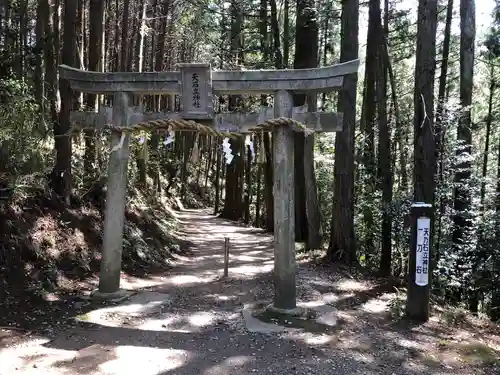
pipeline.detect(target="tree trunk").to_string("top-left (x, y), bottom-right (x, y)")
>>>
top-left (328, 0), bottom-right (359, 264)
top-left (406, 0), bottom-right (438, 319)
top-left (413, 0), bottom-right (438, 205)
top-left (269, 0), bottom-right (283, 69)
top-left (113, 0), bottom-right (120, 71)
top-left (53, 0), bottom-right (78, 204)
top-left (255, 135), bottom-right (262, 227)
top-left (304, 132), bottom-right (322, 249)
top-left (452, 0), bottom-right (475, 260)
top-left (84, 0), bottom-right (105, 182)
top-left (244, 141), bottom-right (252, 224)
top-left (387, 48), bottom-right (406, 194)
top-left (221, 0), bottom-right (244, 220)
top-left (378, 0), bottom-right (392, 276)
top-left (41, 0), bottom-right (58, 125)
top-left (453, 0), bottom-right (476, 309)
top-left (134, 0), bottom-right (148, 188)
top-left (18, 0), bottom-right (28, 78)
top-left (53, 0), bottom-right (60, 69)
top-left (214, 139), bottom-right (222, 214)
top-left (34, 0), bottom-right (44, 112)
top-left (264, 132), bottom-right (274, 231)
top-left (493, 107), bottom-right (500, 321)
top-left (480, 69), bottom-right (495, 212)
top-left (120, 0), bottom-right (131, 71)
top-left (360, 0), bottom-right (380, 262)
top-left (283, 0), bottom-right (289, 67)
top-left (222, 138), bottom-right (244, 220)
top-left (435, 0), bottom-right (453, 260)
top-left (294, 0), bottom-right (320, 244)
top-left (259, 0), bottom-right (269, 61)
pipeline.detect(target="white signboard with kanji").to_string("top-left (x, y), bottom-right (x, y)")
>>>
top-left (415, 217), bottom-right (430, 286)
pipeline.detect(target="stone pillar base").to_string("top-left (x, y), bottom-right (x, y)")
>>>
top-left (90, 289), bottom-right (136, 303)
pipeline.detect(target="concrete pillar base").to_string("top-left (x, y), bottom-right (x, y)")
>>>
top-left (265, 304), bottom-right (307, 317)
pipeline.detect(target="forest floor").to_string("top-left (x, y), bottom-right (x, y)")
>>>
top-left (1, 208), bottom-right (500, 375)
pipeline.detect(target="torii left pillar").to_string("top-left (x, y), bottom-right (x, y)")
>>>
top-left (96, 91), bottom-right (132, 297)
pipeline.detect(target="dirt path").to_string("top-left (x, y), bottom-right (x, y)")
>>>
top-left (1, 209), bottom-right (499, 375)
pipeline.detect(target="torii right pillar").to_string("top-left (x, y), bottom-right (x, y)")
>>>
top-left (271, 90), bottom-right (297, 310)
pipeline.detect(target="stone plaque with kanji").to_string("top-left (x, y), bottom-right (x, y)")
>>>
top-left (179, 63), bottom-right (213, 120)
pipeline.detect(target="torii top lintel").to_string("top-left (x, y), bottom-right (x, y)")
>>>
top-left (60, 60), bottom-right (359, 129)
top-left (59, 60), bottom-right (360, 95)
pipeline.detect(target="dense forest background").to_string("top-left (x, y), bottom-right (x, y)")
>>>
top-left (1, 0), bottom-right (500, 322)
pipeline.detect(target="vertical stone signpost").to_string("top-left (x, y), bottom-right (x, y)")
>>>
top-left (406, 202), bottom-right (433, 321)
top-left (59, 59), bottom-right (360, 304)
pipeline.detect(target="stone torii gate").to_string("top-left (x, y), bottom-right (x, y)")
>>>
top-left (60, 60), bottom-right (359, 312)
